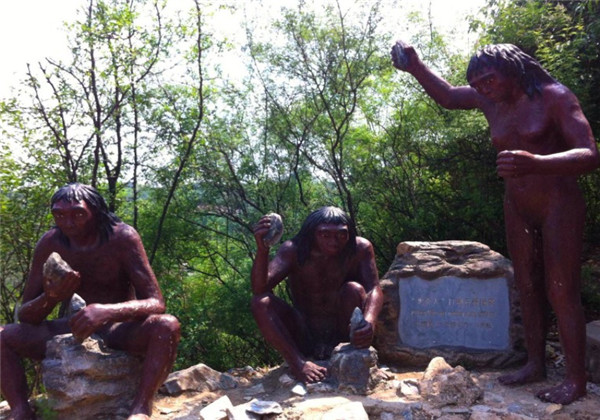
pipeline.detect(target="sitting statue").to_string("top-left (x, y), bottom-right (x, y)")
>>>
top-left (0, 183), bottom-right (181, 420)
top-left (251, 206), bottom-right (383, 383)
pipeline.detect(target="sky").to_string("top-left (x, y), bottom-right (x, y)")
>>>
top-left (0, 0), bottom-right (487, 99)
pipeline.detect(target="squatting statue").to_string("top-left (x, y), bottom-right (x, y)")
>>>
top-left (251, 206), bottom-right (383, 383)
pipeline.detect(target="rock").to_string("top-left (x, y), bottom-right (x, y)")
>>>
top-left (262, 213), bottom-right (283, 247)
top-left (160, 363), bottom-right (237, 395)
top-left (398, 379), bottom-right (420, 398)
top-left (349, 307), bottom-right (368, 343)
top-left (375, 240), bottom-right (525, 369)
top-left (247, 399), bottom-right (282, 415)
top-left (42, 334), bottom-right (143, 419)
top-left (244, 383), bottom-right (265, 396)
top-left (586, 320), bottom-right (600, 383)
top-left (225, 402), bottom-right (260, 420)
top-left (200, 395), bottom-right (233, 420)
top-left (322, 401), bottom-right (369, 420)
top-left (419, 357), bottom-right (482, 408)
top-left (329, 343), bottom-right (382, 394)
top-left (57, 293), bottom-right (86, 319)
top-left (278, 373), bottom-right (295, 387)
top-left (43, 252), bottom-right (77, 287)
top-left (291, 383), bottom-right (307, 396)
top-left (306, 381), bottom-right (335, 393)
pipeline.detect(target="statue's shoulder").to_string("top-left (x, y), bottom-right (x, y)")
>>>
top-left (542, 82), bottom-right (575, 102)
top-left (355, 236), bottom-right (375, 257)
top-left (109, 222), bottom-right (142, 243)
top-left (37, 227), bottom-right (63, 246)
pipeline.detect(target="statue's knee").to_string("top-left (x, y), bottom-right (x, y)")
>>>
top-left (251, 294), bottom-right (272, 317)
top-left (340, 281), bottom-right (366, 301)
top-left (151, 314), bottom-right (181, 343)
top-left (0, 323), bottom-right (15, 349)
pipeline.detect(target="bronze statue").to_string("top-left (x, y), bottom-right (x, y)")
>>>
top-left (251, 206), bottom-right (383, 383)
top-left (391, 41), bottom-right (599, 404)
top-left (0, 183), bottom-right (180, 420)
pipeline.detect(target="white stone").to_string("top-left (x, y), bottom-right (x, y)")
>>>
top-left (200, 395), bottom-right (234, 420)
top-left (322, 401), bottom-right (369, 420)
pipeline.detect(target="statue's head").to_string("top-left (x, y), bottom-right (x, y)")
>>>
top-left (51, 183), bottom-right (120, 243)
top-left (466, 43), bottom-right (555, 98)
top-left (292, 206), bottom-right (357, 265)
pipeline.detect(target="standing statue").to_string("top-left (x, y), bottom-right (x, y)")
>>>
top-left (391, 41), bottom-right (599, 404)
top-left (0, 183), bottom-right (181, 420)
top-left (251, 206), bottom-right (383, 383)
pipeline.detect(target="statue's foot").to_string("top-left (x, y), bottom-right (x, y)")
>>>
top-left (498, 363), bottom-right (546, 386)
top-left (127, 414), bottom-right (150, 420)
top-left (536, 379), bottom-right (586, 405)
top-left (7, 403), bottom-right (35, 420)
top-left (291, 360), bottom-right (328, 384)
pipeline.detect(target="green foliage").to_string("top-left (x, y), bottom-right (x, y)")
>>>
top-left (32, 397), bottom-right (58, 420)
top-left (2, 0), bottom-right (600, 379)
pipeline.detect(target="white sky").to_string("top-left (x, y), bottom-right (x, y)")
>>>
top-left (0, 0), bottom-right (486, 99)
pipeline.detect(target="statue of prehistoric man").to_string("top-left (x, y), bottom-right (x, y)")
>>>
top-left (391, 41), bottom-right (599, 404)
top-left (0, 183), bottom-right (181, 420)
top-left (251, 206), bottom-right (383, 383)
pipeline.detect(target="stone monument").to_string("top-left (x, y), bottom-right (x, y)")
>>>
top-left (375, 241), bottom-right (525, 368)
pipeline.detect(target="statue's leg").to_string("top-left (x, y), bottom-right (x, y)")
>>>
top-left (536, 200), bottom-right (587, 404)
top-left (337, 282), bottom-right (367, 339)
top-left (0, 319), bottom-right (68, 420)
top-left (498, 204), bottom-right (547, 385)
top-left (251, 293), bottom-right (326, 383)
top-left (102, 314), bottom-right (180, 418)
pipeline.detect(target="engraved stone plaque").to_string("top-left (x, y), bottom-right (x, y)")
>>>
top-left (398, 275), bottom-right (510, 350)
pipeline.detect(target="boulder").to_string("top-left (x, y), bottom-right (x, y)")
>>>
top-left (419, 357), bottom-right (482, 408)
top-left (586, 320), bottom-right (600, 383)
top-left (160, 363), bottom-right (238, 395)
top-left (42, 334), bottom-right (142, 419)
top-left (375, 240), bottom-right (525, 369)
top-left (329, 343), bottom-right (387, 394)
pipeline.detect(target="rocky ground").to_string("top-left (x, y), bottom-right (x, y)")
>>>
top-left (1, 348), bottom-right (600, 419)
top-left (148, 362), bottom-right (600, 420)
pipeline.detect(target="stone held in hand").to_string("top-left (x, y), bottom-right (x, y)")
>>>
top-left (43, 252), bottom-right (79, 291)
top-left (391, 40), bottom-right (410, 70)
top-left (262, 213), bottom-right (284, 247)
top-left (349, 307), bottom-right (368, 343)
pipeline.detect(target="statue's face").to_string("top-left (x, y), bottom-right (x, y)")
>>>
top-left (468, 66), bottom-right (513, 102)
top-left (313, 223), bottom-right (349, 256)
top-left (51, 199), bottom-right (96, 239)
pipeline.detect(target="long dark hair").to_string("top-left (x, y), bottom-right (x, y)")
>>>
top-left (292, 206), bottom-right (357, 265)
top-left (51, 183), bottom-right (120, 243)
top-left (466, 44), bottom-right (555, 98)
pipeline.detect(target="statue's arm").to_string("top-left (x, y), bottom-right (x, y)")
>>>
top-left (68, 225), bottom-right (165, 340)
top-left (497, 85), bottom-right (600, 178)
top-left (18, 232), bottom-right (74, 324)
top-left (391, 41), bottom-right (481, 110)
top-left (356, 238), bottom-right (383, 327)
top-left (251, 240), bottom-right (293, 295)
top-left (350, 238), bottom-right (383, 348)
top-left (544, 85), bottom-right (599, 173)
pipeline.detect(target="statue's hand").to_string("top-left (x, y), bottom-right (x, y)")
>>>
top-left (390, 40), bottom-right (414, 71)
top-left (496, 150), bottom-right (537, 178)
top-left (253, 215), bottom-right (273, 250)
top-left (44, 269), bottom-right (81, 302)
top-left (69, 304), bottom-right (109, 341)
top-left (350, 320), bottom-right (374, 348)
